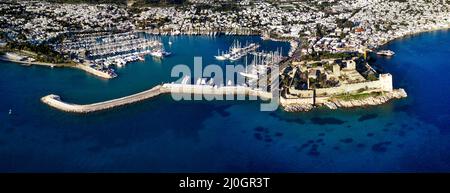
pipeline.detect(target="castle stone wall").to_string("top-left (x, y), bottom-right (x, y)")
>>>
top-left (289, 73), bottom-right (393, 97)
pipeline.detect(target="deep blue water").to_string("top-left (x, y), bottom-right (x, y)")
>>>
top-left (0, 33), bottom-right (449, 172)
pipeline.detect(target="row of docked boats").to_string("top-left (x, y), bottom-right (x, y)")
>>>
top-left (55, 32), bottom-right (178, 79)
top-left (239, 49), bottom-right (284, 88)
top-left (149, 48), bottom-right (171, 58)
top-left (93, 47), bottom-right (171, 69)
top-left (87, 47), bottom-right (170, 78)
top-left (177, 75), bottom-right (242, 88)
top-left (174, 49), bottom-right (283, 89)
top-left (64, 32), bottom-right (174, 78)
top-left (101, 53), bottom-right (145, 68)
top-left (215, 40), bottom-right (260, 61)
top-left (87, 39), bottom-right (162, 58)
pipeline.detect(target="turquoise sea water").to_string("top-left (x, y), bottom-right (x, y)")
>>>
top-left (0, 33), bottom-right (449, 172)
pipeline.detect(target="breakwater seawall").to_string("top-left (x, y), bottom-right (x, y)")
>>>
top-left (41, 83), bottom-right (273, 113)
top-left (41, 85), bottom-right (167, 113)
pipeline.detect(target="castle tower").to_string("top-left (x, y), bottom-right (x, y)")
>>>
top-left (333, 64), bottom-right (341, 76)
top-left (346, 60), bottom-right (356, 70)
top-left (379, 73), bottom-right (393, 92)
top-left (307, 76), bottom-right (310, 89)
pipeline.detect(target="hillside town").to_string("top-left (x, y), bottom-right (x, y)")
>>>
top-left (0, 1), bottom-right (134, 43)
top-left (1, 0), bottom-right (449, 53)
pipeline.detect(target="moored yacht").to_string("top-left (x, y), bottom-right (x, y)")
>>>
top-left (151, 48), bottom-right (171, 58)
top-left (376, 50), bottom-right (395, 56)
top-left (214, 40), bottom-right (260, 61)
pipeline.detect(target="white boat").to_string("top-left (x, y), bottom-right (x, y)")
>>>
top-left (239, 72), bottom-right (258, 79)
top-left (181, 76), bottom-right (190, 84)
top-left (214, 41), bottom-right (259, 61)
top-left (229, 54), bottom-right (240, 61)
top-left (150, 50), bottom-right (164, 58)
top-left (114, 58), bottom-right (126, 67)
top-left (8, 109), bottom-right (12, 115)
top-left (215, 55), bottom-right (227, 60)
top-left (200, 78), bottom-right (207, 85)
top-left (207, 78), bottom-right (214, 85)
top-left (150, 47), bottom-right (171, 58)
top-left (376, 50), bottom-right (395, 56)
top-left (168, 41), bottom-right (173, 45)
top-left (214, 50), bottom-right (228, 60)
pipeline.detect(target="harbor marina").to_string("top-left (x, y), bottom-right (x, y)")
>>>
top-left (56, 32), bottom-right (172, 78)
top-left (215, 40), bottom-right (260, 61)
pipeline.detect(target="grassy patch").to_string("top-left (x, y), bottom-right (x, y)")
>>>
top-left (332, 91), bottom-right (383, 101)
top-left (6, 42), bottom-right (69, 64)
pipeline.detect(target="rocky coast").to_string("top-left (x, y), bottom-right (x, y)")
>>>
top-left (281, 89), bottom-right (407, 112)
top-left (325, 89), bottom-right (407, 109)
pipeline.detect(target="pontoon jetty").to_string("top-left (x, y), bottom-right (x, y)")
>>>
top-left (215, 40), bottom-right (260, 61)
top-left (57, 32), bottom-right (171, 78)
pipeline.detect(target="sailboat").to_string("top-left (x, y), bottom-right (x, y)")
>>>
top-left (239, 56), bottom-right (259, 79)
top-left (214, 49), bottom-right (228, 60)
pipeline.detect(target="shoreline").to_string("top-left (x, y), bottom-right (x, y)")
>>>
top-left (278, 27), bottom-right (450, 112)
top-left (1, 32), bottom-right (294, 81)
top-left (281, 89), bottom-right (407, 112)
top-left (137, 29), bottom-right (262, 36)
top-left (0, 55), bottom-right (72, 68)
top-left (376, 25), bottom-right (450, 49)
top-left (137, 29), bottom-right (296, 42)
top-left (0, 54), bottom-right (113, 79)
top-left (139, 25), bottom-right (450, 51)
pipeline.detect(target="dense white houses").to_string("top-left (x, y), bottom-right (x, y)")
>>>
top-left (0, 1), bottom-right (134, 43)
top-left (136, 0), bottom-right (450, 52)
top-left (1, 0), bottom-right (450, 52)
